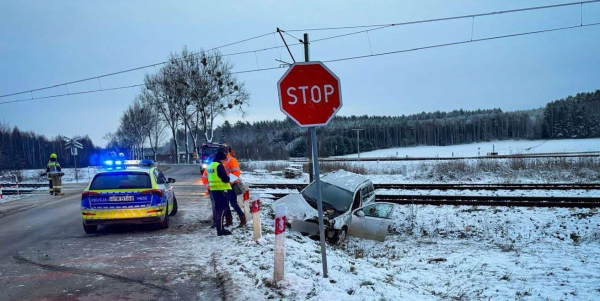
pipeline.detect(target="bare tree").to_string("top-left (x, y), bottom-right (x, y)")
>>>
top-left (168, 48), bottom-right (249, 144)
top-left (144, 71), bottom-right (181, 163)
top-left (139, 91), bottom-right (167, 161)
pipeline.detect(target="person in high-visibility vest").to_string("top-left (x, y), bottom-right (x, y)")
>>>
top-left (46, 153), bottom-right (62, 195)
top-left (223, 147), bottom-right (246, 227)
top-left (202, 166), bottom-right (217, 228)
top-left (207, 150), bottom-right (233, 236)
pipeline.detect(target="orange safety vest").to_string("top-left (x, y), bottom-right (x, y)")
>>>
top-left (201, 169), bottom-right (210, 192)
top-left (224, 154), bottom-right (241, 183)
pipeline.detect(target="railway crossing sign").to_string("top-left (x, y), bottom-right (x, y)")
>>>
top-left (63, 137), bottom-right (83, 182)
top-left (278, 62), bottom-right (342, 127)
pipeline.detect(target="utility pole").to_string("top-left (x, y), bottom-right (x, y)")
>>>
top-left (304, 33), bottom-right (314, 183)
top-left (352, 129), bottom-right (364, 159)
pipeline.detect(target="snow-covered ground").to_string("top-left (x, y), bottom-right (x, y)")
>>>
top-left (189, 197), bottom-right (600, 300)
top-left (340, 138), bottom-right (600, 158)
top-left (1, 167), bottom-right (98, 184)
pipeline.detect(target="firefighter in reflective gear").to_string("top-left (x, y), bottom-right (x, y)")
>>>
top-left (46, 153), bottom-right (62, 194)
top-left (207, 150), bottom-right (232, 236)
top-left (223, 147), bottom-right (246, 227)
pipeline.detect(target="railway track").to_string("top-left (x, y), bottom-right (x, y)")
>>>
top-left (257, 192), bottom-right (600, 208)
top-left (249, 183), bottom-right (600, 191)
top-left (0, 183), bottom-right (47, 188)
top-left (0, 189), bottom-right (35, 196)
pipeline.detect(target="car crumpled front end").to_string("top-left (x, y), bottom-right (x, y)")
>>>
top-left (271, 193), bottom-right (349, 233)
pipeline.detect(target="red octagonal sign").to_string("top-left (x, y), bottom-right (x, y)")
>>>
top-left (278, 62), bottom-right (342, 127)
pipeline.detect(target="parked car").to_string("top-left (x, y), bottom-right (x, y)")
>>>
top-left (283, 164), bottom-right (303, 178)
top-left (271, 170), bottom-right (395, 244)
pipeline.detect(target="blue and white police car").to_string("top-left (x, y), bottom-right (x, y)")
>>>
top-left (81, 160), bottom-right (177, 233)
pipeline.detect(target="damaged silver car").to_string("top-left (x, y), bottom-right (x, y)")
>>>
top-left (271, 170), bottom-right (396, 244)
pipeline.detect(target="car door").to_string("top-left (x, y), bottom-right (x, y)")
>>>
top-left (347, 203), bottom-right (396, 242)
top-left (154, 169), bottom-right (172, 207)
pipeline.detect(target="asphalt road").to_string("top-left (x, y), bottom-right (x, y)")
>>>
top-left (0, 165), bottom-right (223, 301)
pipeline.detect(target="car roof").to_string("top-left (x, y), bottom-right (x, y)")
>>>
top-left (321, 170), bottom-right (370, 192)
top-left (96, 166), bottom-right (154, 175)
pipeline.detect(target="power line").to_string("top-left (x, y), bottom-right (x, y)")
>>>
top-left (285, 0), bottom-right (600, 32)
top-left (322, 21), bottom-right (600, 64)
top-left (3, 20), bottom-right (598, 106)
top-left (1, 1), bottom-right (598, 105)
top-left (0, 31), bottom-right (276, 99)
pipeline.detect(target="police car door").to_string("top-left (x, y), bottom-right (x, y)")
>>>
top-left (154, 169), bottom-right (173, 204)
top-left (347, 203), bottom-right (395, 242)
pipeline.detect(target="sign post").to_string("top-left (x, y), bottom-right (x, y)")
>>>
top-left (277, 59), bottom-right (342, 279)
top-left (64, 137), bottom-right (83, 182)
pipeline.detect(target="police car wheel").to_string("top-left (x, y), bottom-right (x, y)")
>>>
top-left (158, 209), bottom-right (169, 229)
top-left (83, 223), bottom-right (98, 234)
top-left (169, 197), bottom-right (178, 216)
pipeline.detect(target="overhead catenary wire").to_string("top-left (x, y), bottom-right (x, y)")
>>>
top-left (0, 31), bottom-right (277, 99)
top-left (284, 0), bottom-right (600, 32)
top-left (1, 0), bottom-right (598, 105)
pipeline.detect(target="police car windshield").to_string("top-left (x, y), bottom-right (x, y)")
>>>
top-left (202, 147), bottom-right (219, 156)
top-left (301, 182), bottom-right (354, 212)
top-left (90, 172), bottom-right (152, 190)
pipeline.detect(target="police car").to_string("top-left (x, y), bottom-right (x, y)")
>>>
top-left (81, 159), bottom-right (178, 234)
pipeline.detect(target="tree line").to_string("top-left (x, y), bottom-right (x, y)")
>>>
top-left (0, 121), bottom-right (100, 170)
top-left (216, 90), bottom-right (600, 160)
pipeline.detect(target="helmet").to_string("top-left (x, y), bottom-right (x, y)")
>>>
top-left (50, 153), bottom-right (57, 159)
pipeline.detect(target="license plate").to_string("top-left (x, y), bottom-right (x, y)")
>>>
top-left (109, 195), bottom-right (134, 202)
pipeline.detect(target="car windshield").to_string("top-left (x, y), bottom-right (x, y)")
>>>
top-left (202, 147), bottom-right (219, 157)
top-left (90, 172), bottom-right (152, 190)
top-left (301, 181), bottom-right (354, 212)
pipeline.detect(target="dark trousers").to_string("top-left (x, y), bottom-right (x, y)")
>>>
top-left (225, 189), bottom-right (244, 220)
top-left (212, 190), bottom-right (229, 235)
top-left (208, 191), bottom-right (216, 226)
top-left (48, 180), bottom-right (53, 191)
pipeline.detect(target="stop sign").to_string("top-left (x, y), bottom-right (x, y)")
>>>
top-left (278, 62), bottom-right (342, 127)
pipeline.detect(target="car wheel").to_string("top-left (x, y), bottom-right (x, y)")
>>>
top-left (169, 196), bottom-right (178, 216)
top-left (328, 228), bottom-right (347, 245)
top-left (158, 208), bottom-right (169, 229)
top-left (83, 223), bottom-right (98, 234)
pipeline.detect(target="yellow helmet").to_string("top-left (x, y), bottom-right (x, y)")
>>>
top-left (50, 153), bottom-right (57, 159)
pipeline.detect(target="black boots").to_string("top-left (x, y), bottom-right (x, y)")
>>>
top-left (238, 215), bottom-right (247, 228)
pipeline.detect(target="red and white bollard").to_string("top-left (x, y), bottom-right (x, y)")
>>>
top-left (243, 189), bottom-right (251, 222)
top-left (273, 204), bottom-right (286, 283)
top-left (251, 194), bottom-right (262, 241)
top-left (0, 184), bottom-right (3, 199)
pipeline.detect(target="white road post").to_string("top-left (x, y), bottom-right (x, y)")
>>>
top-left (273, 204), bottom-right (286, 282)
top-left (251, 194), bottom-right (262, 241)
top-left (243, 188), bottom-right (251, 222)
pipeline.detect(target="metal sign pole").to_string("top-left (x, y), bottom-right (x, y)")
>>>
top-left (310, 126), bottom-right (328, 278)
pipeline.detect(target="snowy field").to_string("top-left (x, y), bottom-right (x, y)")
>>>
top-left (339, 138), bottom-right (600, 159)
top-left (177, 198), bottom-right (600, 301)
top-left (0, 167), bottom-right (99, 184)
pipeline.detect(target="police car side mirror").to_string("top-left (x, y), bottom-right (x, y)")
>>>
top-left (355, 210), bottom-right (365, 218)
top-left (168, 178), bottom-right (176, 184)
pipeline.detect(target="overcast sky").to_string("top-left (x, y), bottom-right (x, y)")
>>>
top-left (1, 0), bottom-right (599, 146)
